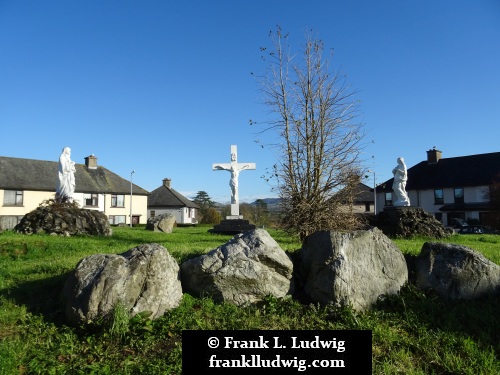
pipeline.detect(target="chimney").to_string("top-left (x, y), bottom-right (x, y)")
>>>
top-left (85, 154), bottom-right (98, 169)
top-left (163, 178), bottom-right (171, 188)
top-left (426, 147), bottom-right (442, 164)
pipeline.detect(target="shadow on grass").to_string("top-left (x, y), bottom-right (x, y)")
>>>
top-left (374, 282), bottom-right (500, 356)
top-left (0, 271), bottom-right (71, 325)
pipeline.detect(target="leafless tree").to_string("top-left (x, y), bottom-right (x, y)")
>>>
top-left (253, 27), bottom-right (366, 240)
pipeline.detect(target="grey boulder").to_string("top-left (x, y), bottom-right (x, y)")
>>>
top-left (297, 228), bottom-right (408, 311)
top-left (146, 213), bottom-right (176, 233)
top-left (180, 228), bottom-right (294, 306)
top-left (63, 243), bottom-right (183, 324)
top-left (416, 242), bottom-right (500, 300)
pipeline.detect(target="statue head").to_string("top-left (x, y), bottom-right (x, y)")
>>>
top-left (62, 147), bottom-right (71, 155)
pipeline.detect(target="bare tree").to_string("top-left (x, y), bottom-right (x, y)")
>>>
top-left (253, 27), bottom-right (366, 240)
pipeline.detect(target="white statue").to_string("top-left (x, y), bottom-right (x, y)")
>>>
top-left (56, 146), bottom-right (76, 201)
top-left (213, 145), bottom-right (256, 216)
top-left (392, 157), bottom-right (410, 206)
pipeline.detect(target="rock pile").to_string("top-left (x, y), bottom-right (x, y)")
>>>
top-left (375, 207), bottom-right (451, 238)
top-left (15, 200), bottom-right (112, 236)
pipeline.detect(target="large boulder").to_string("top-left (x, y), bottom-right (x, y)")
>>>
top-left (180, 228), bottom-right (294, 306)
top-left (416, 242), bottom-right (500, 300)
top-left (63, 243), bottom-right (182, 324)
top-left (15, 200), bottom-right (112, 236)
top-left (146, 213), bottom-right (176, 233)
top-left (296, 228), bottom-right (408, 311)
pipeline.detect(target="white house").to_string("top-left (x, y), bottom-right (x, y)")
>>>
top-left (0, 154), bottom-right (149, 230)
top-left (376, 149), bottom-right (500, 227)
top-left (147, 178), bottom-right (199, 225)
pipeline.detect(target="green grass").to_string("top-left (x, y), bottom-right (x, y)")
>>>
top-left (0, 226), bottom-right (498, 374)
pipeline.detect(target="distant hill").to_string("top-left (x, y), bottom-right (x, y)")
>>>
top-left (250, 198), bottom-right (282, 211)
top-left (212, 198), bottom-right (282, 211)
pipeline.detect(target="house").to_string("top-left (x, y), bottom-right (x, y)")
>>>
top-left (376, 149), bottom-right (500, 227)
top-left (147, 178), bottom-right (199, 225)
top-left (0, 154), bottom-right (149, 230)
top-left (353, 182), bottom-right (376, 214)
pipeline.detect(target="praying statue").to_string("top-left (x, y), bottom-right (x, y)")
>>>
top-left (56, 146), bottom-right (76, 202)
top-left (392, 157), bottom-right (410, 206)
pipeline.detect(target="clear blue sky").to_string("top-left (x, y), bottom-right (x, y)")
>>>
top-left (1, 1), bottom-right (499, 203)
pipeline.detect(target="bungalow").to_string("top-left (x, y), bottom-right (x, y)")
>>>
top-left (147, 178), bottom-right (199, 225)
top-left (376, 148), bottom-right (500, 227)
top-left (0, 154), bottom-right (149, 230)
top-left (353, 182), bottom-right (376, 214)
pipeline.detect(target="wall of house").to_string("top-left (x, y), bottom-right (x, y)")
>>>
top-left (69, 193), bottom-right (148, 225)
top-left (377, 186), bottom-right (491, 227)
top-left (352, 203), bottom-right (373, 214)
top-left (0, 190), bottom-right (54, 216)
top-left (0, 189), bottom-right (148, 228)
top-left (0, 189), bottom-right (55, 229)
top-left (148, 206), bottom-right (198, 225)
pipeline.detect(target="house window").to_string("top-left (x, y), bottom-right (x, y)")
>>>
top-left (385, 192), bottom-right (393, 206)
top-left (434, 189), bottom-right (444, 204)
top-left (109, 215), bottom-right (126, 225)
top-left (111, 194), bottom-right (125, 207)
top-left (3, 190), bottom-right (23, 206)
top-left (454, 188), bottom-right (464, 204)
top-left (365, 203), bottom-right (371, 212)
top-left (150, 210), bottom-right (155, 218)
top-left (84, 193), bottom-right (99, 207)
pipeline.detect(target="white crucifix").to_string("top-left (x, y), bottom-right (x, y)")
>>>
top-left (213, 145), bottom-right (256, 217)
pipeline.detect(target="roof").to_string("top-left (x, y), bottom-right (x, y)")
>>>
top-left (0, 156), bottom-right (149, 195)
top-left (354, 182), bottom-right (374, 203)
top-left (377, 152), bottom-right (500, 192)
top-left (148, 185), bottom-right (200, 209)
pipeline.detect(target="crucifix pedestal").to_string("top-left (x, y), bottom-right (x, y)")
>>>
top-left (210, 145), bottom-right (257, 234)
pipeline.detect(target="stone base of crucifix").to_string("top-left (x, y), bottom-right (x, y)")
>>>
top-left (227, 203), bottom-right (242, 219)
top-left (209, 218), bottom-right (256, 234)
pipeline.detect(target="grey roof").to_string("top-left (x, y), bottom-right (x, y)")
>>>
top-left (377, 152), bottom-right (500, 192)
top-left (354, 182), bottom-right (374, 203)
top-left (148, 185), bottom-right (200, 209)
top-left (0, 156), bottom-right (149, 195)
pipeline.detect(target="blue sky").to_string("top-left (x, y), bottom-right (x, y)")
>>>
top-left (1, 1), bottom-right (499, 203)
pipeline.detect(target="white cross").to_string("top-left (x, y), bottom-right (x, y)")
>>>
top-left (213, 145), bottom-right (256, 217)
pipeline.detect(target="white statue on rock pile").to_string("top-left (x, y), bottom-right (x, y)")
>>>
top-left (56, 146), bottom-right (76, 202)
top-left (392, 157), bottom-right (410, 206)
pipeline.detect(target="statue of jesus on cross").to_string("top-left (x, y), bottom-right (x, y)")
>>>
top-left (213, 145), bottom-right (256, 217)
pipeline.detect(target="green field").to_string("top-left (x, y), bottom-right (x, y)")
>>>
top-left (0, 226), bottom-right (498, 374)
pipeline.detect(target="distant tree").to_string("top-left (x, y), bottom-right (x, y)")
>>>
top-left (219, 204), bottom-right (231, 219)
top-left (239, 203), bottom-right (256, 224)
top-left (253, 199), bottom-right (270, 227)
top-left (201, 207), bottom-right (222, 225)
top-left (253, 27), bottom-right (366, 240)
top-left (192, 191), bottom-right (216, 223)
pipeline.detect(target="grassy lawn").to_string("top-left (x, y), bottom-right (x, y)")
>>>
top-left (0, 225), bottom-right (498, 374)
